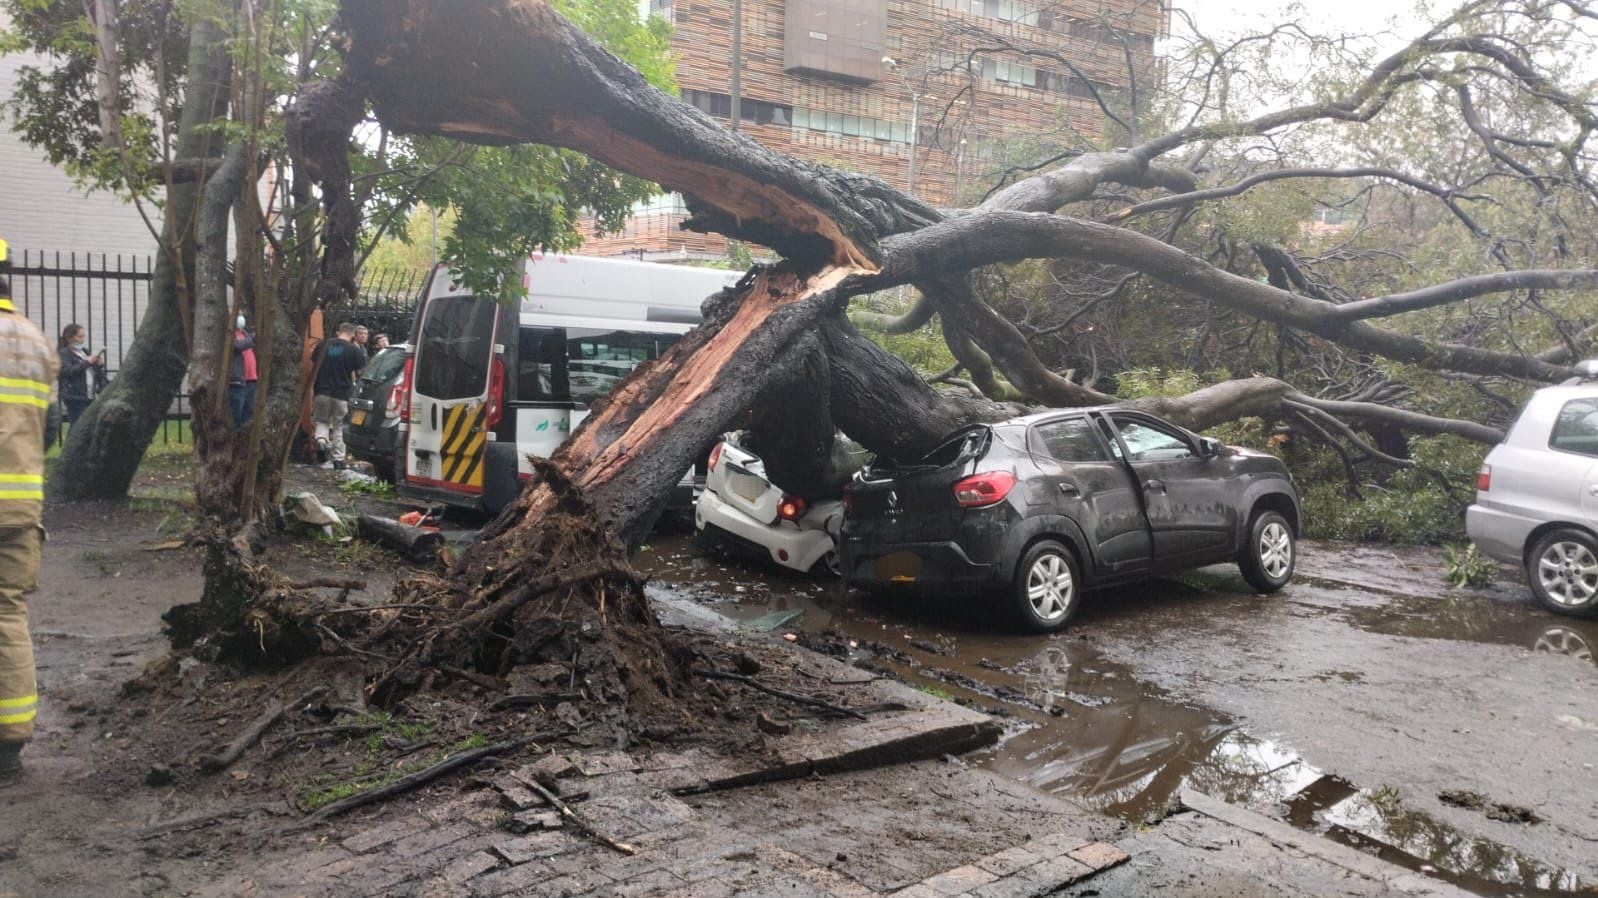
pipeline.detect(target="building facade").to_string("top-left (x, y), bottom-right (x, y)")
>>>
top-left (583, 0), bottom-right (1165, 259)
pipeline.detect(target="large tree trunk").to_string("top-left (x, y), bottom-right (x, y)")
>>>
top-left (51, 18), bottom-right (231, 501)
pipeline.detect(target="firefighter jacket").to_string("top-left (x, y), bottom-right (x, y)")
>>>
top-left (0, 293), bottom-right (57, 528)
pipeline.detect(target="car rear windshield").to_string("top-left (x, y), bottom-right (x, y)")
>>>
top-left (359, 347), bottom-right (408, 383)
top-left (415, 296), bottom-right (497, 400)
top-left (872, 427), bottom-right (990, 475)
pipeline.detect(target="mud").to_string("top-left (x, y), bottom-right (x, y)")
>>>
top-left (638, 535), bottom-right (1598, 896)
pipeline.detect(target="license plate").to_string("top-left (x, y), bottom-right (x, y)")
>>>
top-left (350, 410), bottom-right (367, 426)
top-left (413, 454), bottom-right (432, 479)
top-left (729, 469), bottom-right (767, 501)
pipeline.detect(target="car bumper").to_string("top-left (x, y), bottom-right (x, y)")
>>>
top-left (696, 489), bottom-right (832, 572)
top-left (840, 537), bottom-right (1001, 591)
top-left (1466, 503), bottom-right (1534, 565)
top-left (396, 479), bottom-right (484, 513)
top-left (344, 422), bottom-right (399, 465)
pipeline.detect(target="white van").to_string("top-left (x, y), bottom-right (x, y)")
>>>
top-left (396, 254), bottom-right (742, 514)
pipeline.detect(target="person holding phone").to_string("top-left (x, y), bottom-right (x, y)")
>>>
top-left (56, 324), bottom-right (107, 429)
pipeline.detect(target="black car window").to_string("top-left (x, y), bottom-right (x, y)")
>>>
top-left (359, 347), bottom-right (408, 383)
top-left (1550, 398), bottom-right (1598, 457)
top-left (1111, 417), bottom-right (1195, 462)
top-left (1034, 418), bottom-right (1110, 462)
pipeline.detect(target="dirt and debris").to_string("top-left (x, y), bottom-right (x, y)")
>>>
top-left (1438, 790), bottom-right (1543, 825)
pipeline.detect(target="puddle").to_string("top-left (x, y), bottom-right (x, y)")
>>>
top-left (1336, 592), bottom-right (1598, 667)
top-left (1287, 776), bottom-right (1587, 897)
top-left (636, 534), bottom-right (1591, 897)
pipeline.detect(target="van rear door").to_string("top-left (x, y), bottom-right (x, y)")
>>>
top-left (407, 292), bottom-right (500, 494)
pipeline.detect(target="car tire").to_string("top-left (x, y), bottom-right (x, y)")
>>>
top-left (810, 550), bottom-right (842, 579)
top-left (1239, 510), bottom-right (1295, 593)
top-left (1526, 529), bottom-right (1598, 618)
top-left (1009, 540), bottom-right (1082, 634)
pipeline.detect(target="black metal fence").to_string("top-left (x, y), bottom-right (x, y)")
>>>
top-left (6, 249), bottom-right (424, 446)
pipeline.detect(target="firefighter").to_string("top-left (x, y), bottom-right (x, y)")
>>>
top-left (0, 237), bottom-right (58, 783)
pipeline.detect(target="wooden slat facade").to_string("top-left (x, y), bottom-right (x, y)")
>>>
top-left (582, 0), bottom-right (1164, 259)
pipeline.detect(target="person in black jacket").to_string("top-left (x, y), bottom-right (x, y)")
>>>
top-left (56, 324), bottom-right (106, 428)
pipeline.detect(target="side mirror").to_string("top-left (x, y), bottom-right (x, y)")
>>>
top-left (1576, 359), bottom-right (1598, 379)
top-left (1200, 437), bottom-right (1224, 457)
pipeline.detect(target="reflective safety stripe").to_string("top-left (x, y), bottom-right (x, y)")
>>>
top-left (0, 694), bottom-right (37, 725)
top-left (0, 474), bottom-right (42, 485)
top-left (0, 378), bottom-right (50, 409)
top-left (0, 377), bottom-right (50, 397)
top-left (0, 487), bottom-right (44, 500)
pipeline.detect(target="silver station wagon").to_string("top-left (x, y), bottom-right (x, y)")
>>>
top-left (1468, 365), bottom-right (1598, 618)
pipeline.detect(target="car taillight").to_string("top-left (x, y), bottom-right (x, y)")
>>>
top-left (398, 357), bottom-right (414, 423)
top-left (953, 471), bottom-right (1017, 508)
top-left (708, 441), bottom-right (724, 472)
top-left (778, 495), bottom-right (807, 522)
top-left (485, 357), bottom-right (505, 429)
top-left (1477, 464), bottom-right (1491, 492)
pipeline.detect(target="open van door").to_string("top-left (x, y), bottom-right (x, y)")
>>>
top-left (405, 278), bottom-right (506, 501)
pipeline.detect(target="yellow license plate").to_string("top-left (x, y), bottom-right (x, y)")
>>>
top-left (350, 410), bottom-right (367, 426)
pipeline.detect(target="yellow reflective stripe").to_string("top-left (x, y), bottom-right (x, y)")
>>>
top-left (0, 377), bottom-right (50, 397)
top-left (0, 474), bottom-right (43, 485)
top-left (0, 694), bottom-right (36, 710)
top-left (0, 395), bottom-right (48, 409)
top-left (0, 709), bottom-right (37, 725)
top-left (0, 487), bottom-right (44, 500)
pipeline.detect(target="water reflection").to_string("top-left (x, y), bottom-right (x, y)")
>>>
top-left (637, 534), bottom-right (1591, 896)
top-left (1288, 776), bottom-right (1588, 896)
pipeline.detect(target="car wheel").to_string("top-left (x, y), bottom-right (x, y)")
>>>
top-left (1009, 540), bottom-right (1082, 634)
top-left (810, 550), bottom-right (842, 579)
top-left (1239, 511), bottom-right (1295, 593)
top-left (1532, 626), bottom-right (1593, 663)
top-left (1527, 529), bottom-right (1598, 618)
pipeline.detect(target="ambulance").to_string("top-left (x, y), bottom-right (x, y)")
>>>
top-left (397, 254), bottom-right (741, 514)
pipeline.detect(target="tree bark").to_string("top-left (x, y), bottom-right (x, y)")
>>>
top-left (51, 18), bottom-right (232, 501)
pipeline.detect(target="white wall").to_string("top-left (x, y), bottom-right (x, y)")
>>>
top-left (0, 7), bottom-right (158, 259)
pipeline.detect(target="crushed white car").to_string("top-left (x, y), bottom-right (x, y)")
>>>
top-left (695, 434), bottom-right (844, 575)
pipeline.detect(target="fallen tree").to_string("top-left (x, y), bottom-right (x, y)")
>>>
top-left (178, 0), bottom-right (1598, 723)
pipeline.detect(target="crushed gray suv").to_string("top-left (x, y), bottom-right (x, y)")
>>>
top-left (1467, 365), bottom-right (1598, 618)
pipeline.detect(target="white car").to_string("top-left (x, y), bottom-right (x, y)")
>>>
top-left (695, 435), bottom-right (843, 575)
top-left (1467, 363), bottom-right (1598, 618)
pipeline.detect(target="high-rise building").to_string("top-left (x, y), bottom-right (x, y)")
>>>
top-left (582, 0), bottom-right (1165, 259)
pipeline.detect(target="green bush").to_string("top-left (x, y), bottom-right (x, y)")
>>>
top-left (1297, 436), bottom-right (1485, 545)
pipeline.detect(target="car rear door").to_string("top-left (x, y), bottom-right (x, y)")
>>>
top-left (708, 440), bottom-right (782, 523)
top-left (408, 293), bottom-right (500, 493)
top-left (1029, 416), bottom-right (1150, 576)
top-left (1103, 412), bottom-right (1236, 570)
top-left (1547, 396), bottom-right (1598, 524)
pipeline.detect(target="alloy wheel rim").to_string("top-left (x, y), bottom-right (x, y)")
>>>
top-left (1027, 554), bottom-right (1074, 621)
top-left (1537, 541), bottom-right (1598, 607)
top-left (1533, 627), bottom-right (1594, 663)
top-left (1259, 522), bottom-right (1293, 581)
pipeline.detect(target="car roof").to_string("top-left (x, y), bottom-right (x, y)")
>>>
top-left (1003, 405), bottom-right (1125, 428)
top-left (1533, 383), bottom-right (1598, 400)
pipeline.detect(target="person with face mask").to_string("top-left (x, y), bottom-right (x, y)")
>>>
top-left (55, 324), bottom-right (106, 430)
top-left (229, 313), bottom-right (259, 429)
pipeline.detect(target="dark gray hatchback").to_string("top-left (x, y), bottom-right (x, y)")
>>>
top-left (840, 408), bottom-right (1301, 632)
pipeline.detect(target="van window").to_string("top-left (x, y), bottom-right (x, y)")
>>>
top-left (517, 327), bottom-right (570, 402)
top-left (566, 329), bottom-right (681, 404)
top-left (415, 296), bottom-right (497, 400)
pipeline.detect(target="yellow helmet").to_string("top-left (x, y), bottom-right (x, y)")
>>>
top-left (0, 237), bottom-right (8, 265)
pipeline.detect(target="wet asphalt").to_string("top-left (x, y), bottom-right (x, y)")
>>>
top-left (633, 532), bottom-right (1598, 898)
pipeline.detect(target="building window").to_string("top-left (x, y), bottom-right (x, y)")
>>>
top-left (682, 89), bottom-right (795, 126)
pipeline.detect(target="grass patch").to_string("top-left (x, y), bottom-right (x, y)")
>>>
top-left (340, 476), bottom-right (396, 498)
top-left (914, 683), bottom-right (957, 702)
